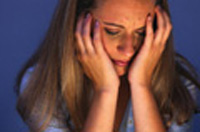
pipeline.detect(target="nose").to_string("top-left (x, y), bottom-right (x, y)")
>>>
top-left (117, 36), bottom-right (136, 58)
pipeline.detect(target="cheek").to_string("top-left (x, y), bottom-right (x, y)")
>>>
top-left (134, 35), bottom-right (145, 50)
top-left (101, 31), bottom-right (118, 57)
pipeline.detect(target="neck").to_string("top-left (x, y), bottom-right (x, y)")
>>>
top-left (119, 75), bottom-right (131, 98)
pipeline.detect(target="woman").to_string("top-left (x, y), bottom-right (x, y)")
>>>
top-left (15, 0), bottom-right (200, 132)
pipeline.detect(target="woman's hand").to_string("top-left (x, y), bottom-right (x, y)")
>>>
top-left (75, 13), bottom-right (120, 93)
top-left (128, 5), bottom-right (172, 88)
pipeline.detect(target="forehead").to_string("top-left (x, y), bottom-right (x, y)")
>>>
top-left (93, 0), bottom-right (156, 28)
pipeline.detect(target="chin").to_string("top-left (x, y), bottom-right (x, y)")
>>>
top-left (115, 66), bottom-right (127, 77)
top-left (117, 72), bottom-right (125, 77)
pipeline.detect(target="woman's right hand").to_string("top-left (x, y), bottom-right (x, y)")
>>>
top-left (75, 13), bottom-right (120, 93)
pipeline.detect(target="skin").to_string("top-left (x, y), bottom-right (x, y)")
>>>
top-left (92, 0), bottom-right (156, 76)
top-left (75, 0), bottom-right (172, 131)
top-left (75, 0), bottom-right (172, 91)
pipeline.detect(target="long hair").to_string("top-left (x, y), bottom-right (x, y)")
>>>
top-left (14, 0), bottom-right (200, 131)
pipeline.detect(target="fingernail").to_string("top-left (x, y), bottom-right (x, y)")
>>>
top-left (147, 13), bottom-right (151, 21)
top-left (148, 15), bottom-right (151, 21)
top-left (95, 20), bottom-right (99, 28)
top-left (158, 5), bottom-right (162, 11)
top-left (86, 13), bottom-right (90, 19)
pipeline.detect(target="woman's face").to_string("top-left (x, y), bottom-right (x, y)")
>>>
top-left (92, 0), bottom-right (156, 76)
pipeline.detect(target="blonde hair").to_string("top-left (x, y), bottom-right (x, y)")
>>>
top-left (15, 0), bottom-right (200, 132)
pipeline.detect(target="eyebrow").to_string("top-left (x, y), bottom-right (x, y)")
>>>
top-left (103, 21), bottom-right (146, 31)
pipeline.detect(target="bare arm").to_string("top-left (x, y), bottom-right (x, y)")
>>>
top-left (82, 89), bottom-right (118, 132)
top-left (130, 85), bottom-right (166, 132)
top-left (127, 5), bottom-right (172, 132)
top-left (75, 13), bottom-right (120, 132)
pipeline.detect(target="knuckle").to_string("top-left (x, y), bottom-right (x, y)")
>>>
top-left (88, 51), bottom-right (95, 57)
top-left (160, 44), bottom-right (165, 52)
top-left (159, 20), bottom-right (166, 29)
top-left (147, 30), bottom-right (154, 37)
top-left (147, 26), bottom-right (153, 34)
top-left (82, 34), bottom-right (87, 41)
top-left (76, 55), bottom-right (82, 61)
top-left (82, 27), bottom-right (89, 36)
top-left (81, 54), bottom-right (87, 61)
top-left (159, 28), bottom-right (165, 34)
top-left (93, 36), bottom-right (99, 43)
top-left (168, 24), bottom-right (173, 30)
top-left (153, 40), bottom-right (160, 46)
top-left (82, 30), bottom-right (87, 36)
top-left (162, 23), bottom-right (167, 30)
top-left (93, 34), bottom-right (100, 42)
top-left (149, 30), bottom-right (154, 35)
top-left (82, 30), bottom-right (89, 39)
top-left (158, 41), bottom-right (165, 47)
top-left (75, 31), bottom-right (81, 38)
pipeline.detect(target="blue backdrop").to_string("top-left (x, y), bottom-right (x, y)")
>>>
top-left (0, 0), bottom-right (199, 131)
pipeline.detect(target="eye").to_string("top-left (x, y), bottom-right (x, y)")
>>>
top-left (104, 28), bottom-right (119, 36)
top-left (137, 31), bottom-right (146, 37)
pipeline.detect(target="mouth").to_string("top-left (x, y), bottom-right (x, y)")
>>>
top-left (112, 59), bottom-right (130, 67)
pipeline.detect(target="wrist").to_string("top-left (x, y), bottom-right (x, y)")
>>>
top-left (129, 80), bottom-right (151, 89)
top-left (93, 89), bottom-right (119, 100)
top-left (128, 75), bottom-right (151, 89)
top-left (94, 85), bottom-right (119, 95)
top-left (130, 83), bottom-right (151, 92)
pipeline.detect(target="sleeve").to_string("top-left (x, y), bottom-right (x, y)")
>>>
top-left (19, 66), bottom-right (73, 132)
top-left (167, 76), bottom-right (200, 132)
top-left (19, 66), bottom-right (34, 94)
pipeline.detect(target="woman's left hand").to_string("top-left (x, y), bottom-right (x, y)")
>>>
top-left (128, 5), bottom-right (172, 88)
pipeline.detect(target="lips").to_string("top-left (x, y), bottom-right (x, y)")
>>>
top-left (112, 59), bottom-right (129, 67)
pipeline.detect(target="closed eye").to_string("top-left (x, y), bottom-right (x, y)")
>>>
top-left (104, 28), bottom-right (119, 36)
top-left (104, 27), bottom-right (145, 37)
top-left (136, 31), bottom-right (146, 37)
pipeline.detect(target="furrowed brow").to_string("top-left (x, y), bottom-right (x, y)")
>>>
top-left (103, 21), bottom-right (146, 31)
top-left (103, 22), bottom-right (124, 29)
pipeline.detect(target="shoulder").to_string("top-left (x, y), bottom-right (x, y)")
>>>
top-left (179, 73), bottom-right (200, 112)
top-left (180, 75), bottom-right (200, 105)
top-left (175, 54), bottom-right (200, 108)
top-left (19, 66), bottom-right (75, 131)
top-left (19, 66), bottom-right (35, 94)
top-left (168, 75), bottom-right (200, 132)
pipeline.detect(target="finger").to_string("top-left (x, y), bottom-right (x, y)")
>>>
top-left (93, 20), bottom-right (104, 54)
top-left (82, 13), bottom-right (95, 54)
top-left (75, 14), bottom-right (86, 54)
top-left (143, 14), bottom-right (154, 49)
top-left (161, 11), bottom-right (173, 46)
top-left (153, 5), bottom-right (166, 46)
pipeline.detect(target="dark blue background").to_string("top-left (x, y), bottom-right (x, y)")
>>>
top-left (0, 0), bottom-right (199, 131)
